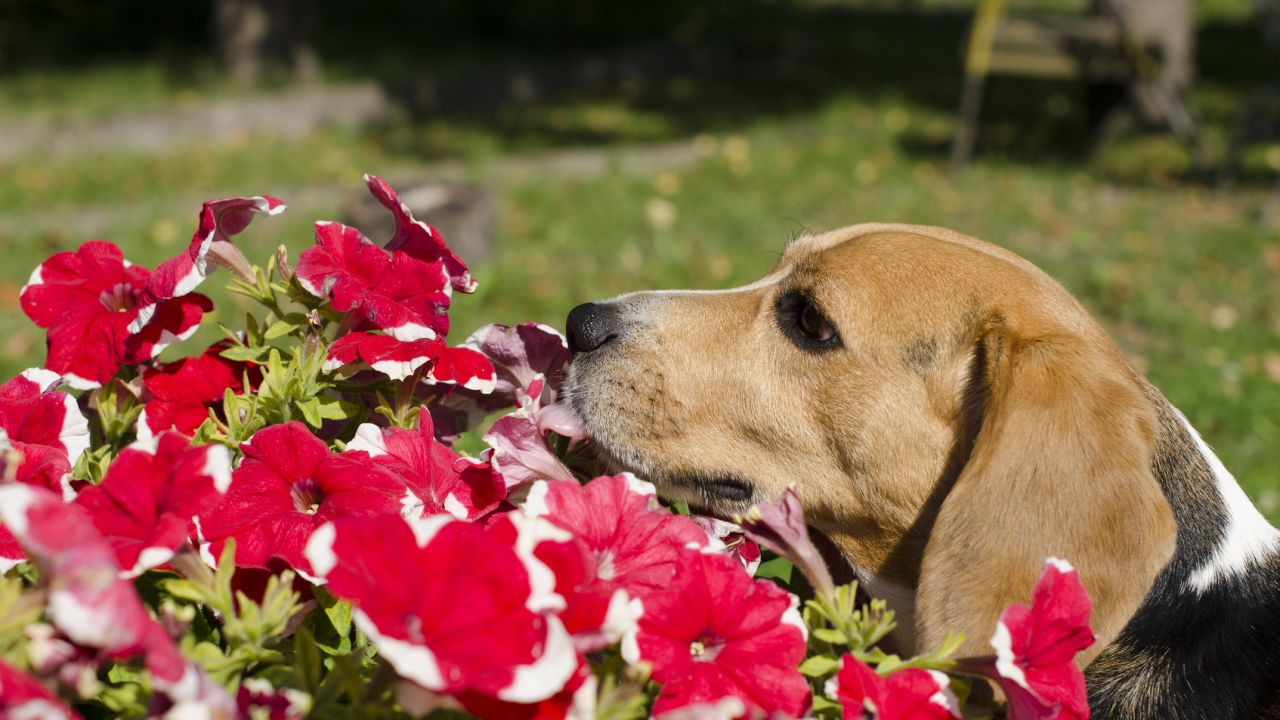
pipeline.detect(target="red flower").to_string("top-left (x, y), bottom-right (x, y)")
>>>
top-left (346, 413), bottom-right (505, 521)
top-left (0, 367), bottom-right (89, 494)
top-left (74, 431), bottom-right (231, 577)
top-left (198, 421), bottom-right (408, 575)
top-left (621, 548), bottom-right (810, 718)
top-left (364, 174), bottom-right (476, 293)
top-left (451, 659), bottom-right (596, 720)
top-left (303, 512), bottom-right (577, 707)
top-left (826, 655), bottom-right (959, 720)
top-left (691, 516), bottom-right (762, 576)
top-left (324, 332), bottom-right (495, 389)
top-left (0, 659), bottom-right (79, 719)
top-left (132, 195), bottom-right (285, 331)
top-left (20, 241), bottom-right (211, 389)
top-left (986, 558), bottom-right (1095, 720)
top-left (138, 341), bottom-right (260, 440)
top-left (296, 220), bottom-right (452, 342)
top-left (0, 484), bottom-right (231, 709)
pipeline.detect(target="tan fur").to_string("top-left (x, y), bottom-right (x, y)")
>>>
top-left (569, 223), bottom-right (1178, 663)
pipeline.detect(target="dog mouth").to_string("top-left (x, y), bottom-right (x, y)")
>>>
top-left (667, 473), bottom-right (756, 504)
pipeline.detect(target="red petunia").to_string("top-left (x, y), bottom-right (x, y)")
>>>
top-left (364, 174), bottom-right (476, 294)
top-left (324, 331), bottom-right (495, 389)
top-left (826, 655), bottom-right (959, 720)
top-left (0, 659), bottom-right (80, 719)
top-left (131, 194), bottom-right (285, 331)
top-left (691, 516), bottom-right (762, 576)
top-left (137, 341), bottom-right (260, 440)
top-left (621, 548), bottom-right (810, 718)
top-left (20, 241), bottom-right (212, 389)
top-left (197, 421), bottom-right (408, 576)
top-left (296, 220), bottom-right (452, 342)
top-left (986, 558), bottom-right (1095, 720)
top-left (346, 413), bottom-right (505, 521)
top-left (0, 367), bottom-right (89, 495)
top-left (304, 512), bottom-right (577, 708)
top-left (0, 484), bottom-right (232, 710)
top-left (74, 431), bottom-right (231, 577)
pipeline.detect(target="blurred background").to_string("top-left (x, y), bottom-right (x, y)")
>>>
top-left (0, 0), bottom-right (1276, 515)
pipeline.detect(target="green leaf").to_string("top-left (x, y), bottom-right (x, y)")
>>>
top-left (264, 313), bottom-right (308, 339)
top-left (220, 344), bottom-right (271, 362)
top-left (812, 628), bottom-right (848, 645)
top-left (755, 556), bottom-right (794, 583)
top-left (296, 397), bottom-right (323, 428)
top-left (798, 655), bottom-right (841, 677)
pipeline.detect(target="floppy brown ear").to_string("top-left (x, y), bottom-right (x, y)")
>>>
top-left (914, 316), bottom-right (1176, 663)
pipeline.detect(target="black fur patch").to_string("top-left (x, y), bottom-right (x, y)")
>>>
top-left (1086, 383), bottom-right (1280, 718)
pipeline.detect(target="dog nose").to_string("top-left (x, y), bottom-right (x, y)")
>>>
top-left (566, 302), bottom-right (621, 354)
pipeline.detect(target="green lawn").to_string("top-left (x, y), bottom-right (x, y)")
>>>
top-left (0, 4), bottom-right (1276, 517)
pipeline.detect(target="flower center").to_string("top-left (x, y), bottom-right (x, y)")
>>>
top-left (290, 479), bottom-right (325, 514)
top-left (596, 549), bottom-right (617, 581)
top-left (98, 282), bottom-right (137, 313)
top-left (689, 634), bottom-right (725, 662)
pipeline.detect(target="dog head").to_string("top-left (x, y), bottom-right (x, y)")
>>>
top-left (564, 223), bottom-right (1176, 659)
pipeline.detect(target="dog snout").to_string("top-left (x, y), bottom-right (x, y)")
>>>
top-left (566, 302), bottom-right (623, 354)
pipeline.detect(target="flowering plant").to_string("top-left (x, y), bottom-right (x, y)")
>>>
top-left (0, 176), bottom-right (1096, 719)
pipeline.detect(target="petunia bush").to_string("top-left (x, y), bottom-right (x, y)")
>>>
top-left (0, 175), bottom-right (1097, 719)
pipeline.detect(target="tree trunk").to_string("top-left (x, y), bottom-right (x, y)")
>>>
top-left (212, 0), bottom-right (320, 86)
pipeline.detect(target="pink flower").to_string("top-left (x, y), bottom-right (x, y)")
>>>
top-left (236, 678), bottom-right (311, 720)
top-left (346, 413), bottom-right (505, 521)
top-left (20, 241), bottom-right (212, 389)
top-left (325, 332), bottom-right (496, 388)
top-left (303, 512), bottom-right (577, 708)
top-left (621, 548), bottom-right (810, 718)
top-left (0, 659), bottom-right (79, 719)
top-left (448, 323), bottom-right (572, 418)
top-left (296, 220), bottom-right (452, 342)
top-left (138, 341), bottom-right (260, 440)
top-left (826, 655), bottom-right (959, 720)
top-left (737, 487), bottom-right (835, 599)
top-left (131, 195), bottom-right (285, 331)
top-left (198, 421), bottom-right (408, 575)
top-left (364, 174), bottom-right (476, 293)
top-left (0, 484), bottom-right (230, 708)
top-left (74, 431), bottom-right (231, 577)
top-left (0, 367), bottom-right (89, 494)
top-left (484, 405), bottom-right (577, 487)
top-left (986, 558), bottom-right (1095, 720)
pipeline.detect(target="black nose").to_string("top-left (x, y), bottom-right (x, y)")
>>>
top-left (566, 302), bottom-right (621, 354)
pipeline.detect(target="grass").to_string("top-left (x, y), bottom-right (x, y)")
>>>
top-left (0, 3), bottom-right (1276, 517)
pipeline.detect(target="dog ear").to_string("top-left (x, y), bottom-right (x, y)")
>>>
top-left (914, 315), bottom-right (1176, 662)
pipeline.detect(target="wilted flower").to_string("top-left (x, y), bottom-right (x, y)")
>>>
top-left (20, 241), bottom-right (211, 389)
top-left (621, 548), bottom-right (810, 718)
top-left (74, 431), bottom-right (231, 577)
top-left (826, 655), bottom-right (959, 720)
top-left (737, 486), bottom-right (835, 600)
top-left (304, 512), bottom-right (577, 709)
top-left (131, 194), bottom-right (285, 331)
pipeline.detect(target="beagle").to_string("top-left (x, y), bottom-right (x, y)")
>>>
top-left (563, 223), bottom-right (1280, 719)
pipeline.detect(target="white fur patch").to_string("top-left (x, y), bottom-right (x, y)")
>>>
top-left (1176, 410), bottom-right (1280, 592)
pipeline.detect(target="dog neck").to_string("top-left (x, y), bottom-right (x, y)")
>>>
top-left (1086, 383), bottom-right (1280, 718)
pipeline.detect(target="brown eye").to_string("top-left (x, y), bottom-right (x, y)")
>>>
top-left (776, 291), bottom-right (841, 352)
top-left (798, 300), bottom-right (835, 342)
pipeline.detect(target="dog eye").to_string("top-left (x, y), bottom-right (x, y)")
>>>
top-left (776, 292), bottom-right (841, 351)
